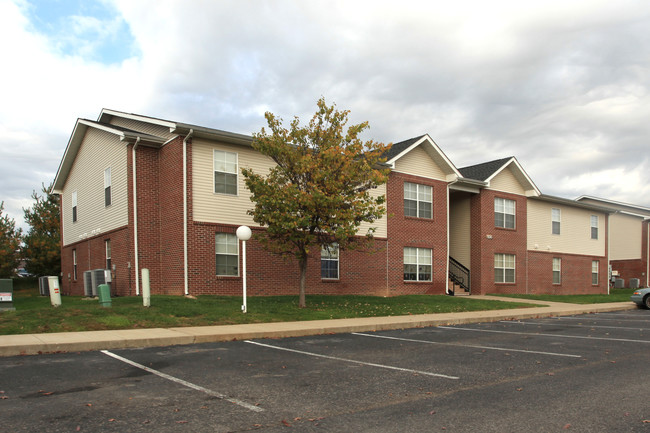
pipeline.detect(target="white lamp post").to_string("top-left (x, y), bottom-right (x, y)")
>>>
top-left (236, 226), bottom-right (252, 313)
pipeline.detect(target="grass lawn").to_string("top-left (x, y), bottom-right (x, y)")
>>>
top-left (0, 280), bottom-right (537, 335)
top-left (488, 288), bottom-right (636, 304)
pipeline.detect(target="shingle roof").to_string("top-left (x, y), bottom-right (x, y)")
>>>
top-left (383, 135), bottom-right (427, 160)
top-left (458, 157), bottom-right (514, 181)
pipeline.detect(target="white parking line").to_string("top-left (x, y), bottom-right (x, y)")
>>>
top-left (438, 326), bottom-right (650, 344)
top-left (244, 340), bottom-right (459, 380)
top-left (549, 316), bottom-right (650, 323)
top-left (502, 320), bottom-right (650, 332)
top-left (101, 350), bottom-right (264, 412)
top-left (352, 332), bottom-right (582, 358)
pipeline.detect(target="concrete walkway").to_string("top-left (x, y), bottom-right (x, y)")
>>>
top-left (0, 297), bottom-right (638, 357)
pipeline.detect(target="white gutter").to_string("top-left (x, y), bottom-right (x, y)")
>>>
top-left (607, 212), bottom-right (615, 295)
top-left (183, 130), bottom-right (193, 296)
top-left (132, 137), bottom-right (141, 296)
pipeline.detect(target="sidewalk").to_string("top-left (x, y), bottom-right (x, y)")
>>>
top-left (0, 297), bottom-right (637, 357)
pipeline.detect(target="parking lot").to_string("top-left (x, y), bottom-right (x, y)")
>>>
top-left (2, 310), bottom-right (649, 432)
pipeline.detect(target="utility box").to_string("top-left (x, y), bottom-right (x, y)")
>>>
top-left (630, 278), bottom-right (640, 289)
top-left (614, 278), bottom-right (625, 289)
top-left (0, 279), bottom-right (15, 311)
top-left (97, 284), bottom-right (112, 308)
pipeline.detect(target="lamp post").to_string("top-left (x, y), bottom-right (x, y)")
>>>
top-left (236, 226), bottom-right (252, 313)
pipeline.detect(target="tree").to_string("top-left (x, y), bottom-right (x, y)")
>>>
top-left (242, 98), bottom-right (392, 308)
top-left (22, 183), bottom-right (61, 277)
top-left (0, 202), bottom-right (21, 278)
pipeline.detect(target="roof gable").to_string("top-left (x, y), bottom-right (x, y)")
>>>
top-left (459, 157), bottom-right (540, 196)
top-left (385, 134), bottom-right (461, 180)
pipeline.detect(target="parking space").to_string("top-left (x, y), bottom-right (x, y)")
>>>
top-left (2, 311), bottom-right (649, 432)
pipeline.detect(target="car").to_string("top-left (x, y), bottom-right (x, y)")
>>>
top-left (630, 288), bottom-right (650, 309)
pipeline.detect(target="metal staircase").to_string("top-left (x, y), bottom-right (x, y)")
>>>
top-left (449, 257), bottom-right (470, 295)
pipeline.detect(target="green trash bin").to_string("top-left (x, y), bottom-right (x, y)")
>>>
top-left (97, 284), bottom-right (112, 308)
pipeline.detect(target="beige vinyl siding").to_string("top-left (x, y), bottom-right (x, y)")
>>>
top-left (393, 145), bottom-right (447, 180)
top-left (449, 194), bottom-right (471, 267)
top-left (108, 117), bottom-right (176, 140)
top-left (192, 139), bottom-right (389, 237)
top-left (610, 213), bottom-right (642, 259)
top-left (489, 167), bottom-right (525, 195)
top-left (527, 200), bottom-right (606, 256)
top-left (61, 128), bottom-right (128, 246)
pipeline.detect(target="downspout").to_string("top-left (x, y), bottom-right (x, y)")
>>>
top-left (607, 212), bottom-right (616, 295)
top-left (132, 137), bottom-right (141, 295)
top-left (183, 130), bottom-right (194, 296)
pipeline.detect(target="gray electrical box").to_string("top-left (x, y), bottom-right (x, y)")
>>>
top-left (0, 279), bottom-right (15, 311)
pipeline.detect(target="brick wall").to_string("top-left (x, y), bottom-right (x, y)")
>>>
top-left (527, 251), bottom-right (608, 294)
top-left (186, 222), bottom-right (389, 296)
top-left (60, 226), bottom-right (130, 296)
top-left (470, 190), bottom-right (528, 294)
top-left (385, 172), bottom-right (449, 295)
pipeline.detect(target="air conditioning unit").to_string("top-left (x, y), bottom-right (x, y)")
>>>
top-left (83, 269), bottom-right (109, 297)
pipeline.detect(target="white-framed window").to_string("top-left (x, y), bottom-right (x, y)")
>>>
top-left (216, 233), bottom-right (238, 276)
top-left (72, 191), bottom-right (78, 222)
top-left (321, 243), bottom-right (339, 279)
top-left (213, 150), bottom-right (238, 195)
top-left (552, 208), bottom-right (561, 235)
top-left (404, 182), bottom-right (433, 219)
top-left (552, 257), bottom-right (561, 284)
top-left (403, 247), bottom-right (432, 281)
top-left (592, 260), bottom-right (599, 285)
top-left (105, 239), bottom-right (112, 270)
top-left (104, 167), bottom-right (112, 207)
top-left (72, 249), bottom-right (77, 281)
top-left (590, 215), bottom-right (598, 239)
top-left (495, 197), bottom-right (515, 229)
top-left (494, 253), bottom-right (515, 283)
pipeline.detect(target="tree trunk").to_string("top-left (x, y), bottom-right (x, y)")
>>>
top-left (298, 253), bottom-right (308, 308)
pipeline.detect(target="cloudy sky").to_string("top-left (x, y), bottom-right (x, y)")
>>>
top-left (1, 0), bottom-right (649, 230)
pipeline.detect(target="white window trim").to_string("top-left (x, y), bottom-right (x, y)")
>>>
top-left (104, 167), bottom-right (112, 207)
top-left (592, 260), bottom-right (599, 285)
top-left (72, 190), bottom-right (78, 223)
top-left (215, 233), bottom-right (239, 276)
top-left (495, 197), bottom-right (516, 229)
top-left (494, 253), bottom-right (516, 283)
top-left (105, 239), bottom-right (112, 270)
top-left (552, 208), bottom-right (561, 235)
top-left (590, 215), bottom-right (599, 240)
top-left (552, 257), bottom-right (561, 285)
top-left (404, 182), bottom-right (433, 219)
top-left (321, 243), bottom-right (340, 280)
top-left (403, 247), bottom-right (433, 282)
top-left (213, 149), bottom-right (239, 196)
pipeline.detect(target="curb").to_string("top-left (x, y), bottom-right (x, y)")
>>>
top-left (0, 302), bottom-right (638, 357)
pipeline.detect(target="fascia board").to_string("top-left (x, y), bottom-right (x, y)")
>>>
top-left (52, 119), bottom-right (87, 194)
top-left (99, 108), bottom-right (176, 130)
top-left (386, 134), bottom-right (462, 177)
top-left (485, 157), bottom-right (541, 196)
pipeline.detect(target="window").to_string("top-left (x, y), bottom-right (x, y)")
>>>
top-left (404, 182), bottom-right (432, 218)
top-left (104, 167), bottom-right (112, 207)
top-left (72, 249), bottom-right (77, 281)
top-left (321, 243), bottom-right (339, 279)
top-left (592, 260), bottom-right (599, 285)
top-left (403, 247), bottom-right (432, 281)
top-left (495, 197), bottom-right (515, 229)
top-left (552, 208), bottom-right (561, 235)
top-left (590, 215), bottom-right (598, 239)
top-left (214, 150), bottom-right (238, 195)
top-left (105, 239), bottom-right (112, 270)
top-left (552, 257), bottom-right (561, 284)
top-left (72, 191), bottom-right (78, 222)
top-left (494, 253), bottom-right (515, 283)
top-left (215, 233), bottom-right (238, 276)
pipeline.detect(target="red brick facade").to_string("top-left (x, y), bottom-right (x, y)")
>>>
top-left (58, 114), bottom-right (643, 298)
top-left (469, 190), bottom-right (528, 295)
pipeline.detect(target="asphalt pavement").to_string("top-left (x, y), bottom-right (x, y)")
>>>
top-left (0, 296), bottom-right (637, 357)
